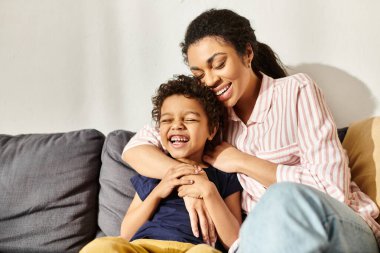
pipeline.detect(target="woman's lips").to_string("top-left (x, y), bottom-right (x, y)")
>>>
top-left (214, 83), bottom-right (232, 102)
top-left (215, 83), bottom-right (231, 96)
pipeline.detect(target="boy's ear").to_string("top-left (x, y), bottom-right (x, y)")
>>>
top-left (208, 126), bottom-right (218, 141)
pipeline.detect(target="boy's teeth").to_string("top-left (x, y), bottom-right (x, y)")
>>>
top-left (170, 136), bottom-right (189, 142)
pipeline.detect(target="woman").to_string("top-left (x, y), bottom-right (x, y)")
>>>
top-left (123, 9), bottom-right (380, 252)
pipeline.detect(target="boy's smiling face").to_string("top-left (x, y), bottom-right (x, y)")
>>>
top-left (159, 94), bottom-right (216, 163)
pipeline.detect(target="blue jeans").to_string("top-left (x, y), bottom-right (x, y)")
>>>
top-left (238, 182), bottom-right (378, 253)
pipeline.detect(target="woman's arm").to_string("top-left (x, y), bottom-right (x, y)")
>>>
top-left (123, 144), bottom-right (180, 179)
top-left (122, 125), bottom-right (180, 178)
top-left (203, 143), bottom-right (277, 187)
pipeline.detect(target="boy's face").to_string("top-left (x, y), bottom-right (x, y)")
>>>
top-left (159, 94), bottom-right (216, 163)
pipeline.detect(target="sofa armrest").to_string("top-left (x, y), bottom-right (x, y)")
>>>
top-left (342, 116), bottom-right (380, 207)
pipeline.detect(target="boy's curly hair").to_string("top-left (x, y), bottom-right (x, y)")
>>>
top-left (152, 75), bottom-right (226, 151)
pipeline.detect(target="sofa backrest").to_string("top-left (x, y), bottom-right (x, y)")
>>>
top-left (0, 129), bottom-right (105, 253)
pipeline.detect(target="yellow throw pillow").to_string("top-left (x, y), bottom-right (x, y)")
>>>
top-left (342, 116), bottom-right (380, 207)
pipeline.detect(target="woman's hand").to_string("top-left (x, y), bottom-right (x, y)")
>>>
top-left (203, 142), bottom-right (245, 173)
top-left (205, 142), bottom-right (278, 187)
top-left (182, 196), bottom-right (216, 247)
top-left (152, 163), bottom-right (198, 199)
top-left (178, 171), bottom-right (212, 199)
top-left (178, 168), bottom-right (216, 246)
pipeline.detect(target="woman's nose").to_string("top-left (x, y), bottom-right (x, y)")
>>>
top-left (203, 71), bottom-right (220, 88)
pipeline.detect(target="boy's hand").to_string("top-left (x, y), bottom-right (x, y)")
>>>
top-left (152, 163), bottom-right (198, 199)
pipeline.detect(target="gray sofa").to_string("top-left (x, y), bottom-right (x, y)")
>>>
top-left (0, 129), bottom-right (138, 253)
top-left (0, 127), bottom-right (354, 253)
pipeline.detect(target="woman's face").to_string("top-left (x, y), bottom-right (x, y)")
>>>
top-left (187, 36), bottom-right (253, 108)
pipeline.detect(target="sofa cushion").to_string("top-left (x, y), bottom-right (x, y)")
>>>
top-left (0, 129), bottom-right (104, 253)
top-left (96, 127), bottom-right (350, 237)
top-left (342, 117), bottom-right (380, 208)
top-left (98, 130), bottom-right (137, 236)
top-left (337, 127), bottom-right (348, 143)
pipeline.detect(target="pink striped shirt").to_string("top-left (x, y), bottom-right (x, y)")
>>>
top-left (123, 73), bottom-right (380, 243)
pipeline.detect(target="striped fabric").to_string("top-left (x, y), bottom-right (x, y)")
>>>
top-left (123, 73), bottom-right (380, 244)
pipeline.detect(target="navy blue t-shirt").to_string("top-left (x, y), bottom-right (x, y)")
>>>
top-left (130, 166), bottom-right (242, 250)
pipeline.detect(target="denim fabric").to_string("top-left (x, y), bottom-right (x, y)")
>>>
top-left (238, 182), bottom-right (378, 253)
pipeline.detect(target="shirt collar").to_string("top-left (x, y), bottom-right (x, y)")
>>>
top-left (229, 73), bottom-right (275, 124)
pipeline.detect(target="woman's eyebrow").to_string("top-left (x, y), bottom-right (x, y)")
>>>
top-left (207, 52), bottom-right (227, 65)
top-left (190, 52), bottom-right (227, 70)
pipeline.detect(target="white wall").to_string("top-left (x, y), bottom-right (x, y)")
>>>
top-left (0, 0), bottom-right (379, 135)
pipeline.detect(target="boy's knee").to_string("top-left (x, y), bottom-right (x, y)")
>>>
top-left (80, 237), bottom-right (130, 253)
top-left (187, 244), bottom-right (221, 253)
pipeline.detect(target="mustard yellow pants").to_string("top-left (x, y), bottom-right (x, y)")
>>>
top-left (80, 237), bottom-right (221, 253)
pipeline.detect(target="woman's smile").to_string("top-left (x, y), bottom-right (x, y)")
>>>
top-left (214, 82), bottom-right (233, 102)
top-left (187, 36), bottom-right (256, 109)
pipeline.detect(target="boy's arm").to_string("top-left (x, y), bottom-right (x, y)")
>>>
top-left (121, 167), bottom-right (198, 240)
top-left (203, 189), bottom-right (241, 248)
top-left (120, 192), bottom-right (161, 240)
top-left (178, 174), bottom-right (242, 248)
top-left (122, 126), bottom-right (217, 244)
top-left (223, 192), bottom-right (242, 225)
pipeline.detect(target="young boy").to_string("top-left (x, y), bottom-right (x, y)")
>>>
top-left (81, 75), bottom-right (242, 253)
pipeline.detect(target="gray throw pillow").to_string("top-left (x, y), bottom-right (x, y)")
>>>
top-left (0, 129), bottom-right (104, 253)
top-left (97, 130), bottom-right (137, 236)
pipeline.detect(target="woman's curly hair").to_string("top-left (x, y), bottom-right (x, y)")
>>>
top-left (152, 74), bottom-right (226, 150)
top-left (180, 8), bottom-right (287, 79)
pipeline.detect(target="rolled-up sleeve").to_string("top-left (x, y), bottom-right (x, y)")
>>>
top-left (122, 124), bottom-right (163, 155)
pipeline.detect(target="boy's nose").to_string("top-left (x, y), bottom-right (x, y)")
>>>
top-left (171, 121), bottom-right (184, 130)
